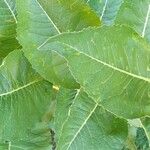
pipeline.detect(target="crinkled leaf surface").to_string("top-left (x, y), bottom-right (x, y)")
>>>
top-left (0, 0), bottom-right (20, 62)
top-left (0, 50), bottom-right (55, 149)
top-left (116, 0), bottom-right (150, 42)
top-left (16, 0), bottom-right (100, 89)
top-left (85, 0), bottom-right (123, 25)
top-left (55, 89), bottom-right (128, 150)
top-left (41, 26), bottom-right (150, 119)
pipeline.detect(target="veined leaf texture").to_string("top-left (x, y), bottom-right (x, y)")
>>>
top-left (0, 0), bottom-right (149, 149)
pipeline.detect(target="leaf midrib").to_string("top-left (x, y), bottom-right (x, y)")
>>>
top-left (60, 42), bottom-right (150, 83)
top-left (57, 89), bottom-right (80, 147)
top-left (35, 0), bottom-right (61, 34)
top-left (100, 0), bottom-right (108, 20)
top-left (66, 102), bottom-right (98, 150)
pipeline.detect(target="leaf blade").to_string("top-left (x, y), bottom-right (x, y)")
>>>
top-left (42, 26), bottom-right (150, 118)
top-left (56, 89), bottom-right (128, 150)
top-left (85, 0), bottom-right (123, 25)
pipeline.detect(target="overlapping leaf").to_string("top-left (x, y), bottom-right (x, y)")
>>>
top-left (1, 0), bottom-right (150, 149)
top-left (125, 119), bottom-right (150, 149)
top-left (85, 0), bottom-right (123, 25)
top-left (0, 50), bottom-right (55, 149)
top-left (54, 88), bottom-right (77, 142)
top-left (16, 0), bottom-right (100, 89)
top-left (55, 88), bottom-right (128, 150)
top-left (38, 0), bottom-right (100, 32)
top-left (40, 25), bottom-right (150, 119)
top-left (116, 0), bottom-right (150, 42)
top-left (122, 123), bottom-right (150, 150)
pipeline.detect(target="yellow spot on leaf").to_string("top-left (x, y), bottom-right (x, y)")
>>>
top-left (52, 85), bottom-right (59, 91)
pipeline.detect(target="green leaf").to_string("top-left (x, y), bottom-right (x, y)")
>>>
top-left (141, 117), bottom-right (150, 142)
top-left (16, 0), bottom-right (100, 89)
top-left (16, 0), bottom-right (59, 47)
top-left (0, 0), bottom-right (20, 62)
top-left (0, 50), bottom-right (55, 149)
top-left (85, 0), bottom-right (123, 25)
top-left (41, 25), bottom-right (150, 119)
top-left (122, 125), bottom-right (137, 150)
top-left (55, 89), bottom-right (128, 150)
top-left (54, 88), bottom-right (77, 142)
top-left (38, 0), bottom-right (100, 32)
top-left (116, 0), bottom-right (150, 42)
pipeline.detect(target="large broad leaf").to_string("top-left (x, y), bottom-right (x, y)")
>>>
top-left (0, 50), bottom-right (55, 149)
top-left (116, 0), bottom-right (150, 42)
top-left (55, 89), bottom-right (128, 150)
top-left (0, 0), bottom-right (20, 62)
top-left (16, 0), bottom-right (100, 89)
top-left (40, 25), bottom-right (150, 119)
top-left (85, 0), bottom-right (123, 25)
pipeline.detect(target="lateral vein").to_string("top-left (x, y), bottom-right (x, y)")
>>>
top-left (0, 79), bottom-right (41, 97)
top-left (3, 0), bottom-right (17, 23)
top-left (142, 4), bottom-right (150, 37)
top-left (100, 0), bottom-right (108, 20)
top-left (35, 0), bottom-right (61, 34)
top-left (62, 43), bottom-right (150, 83)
